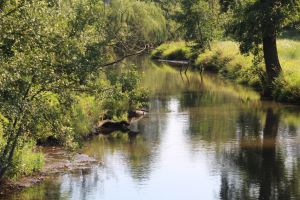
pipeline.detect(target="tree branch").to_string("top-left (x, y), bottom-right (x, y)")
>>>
top-left (101, 45), bottom-right (150, 67)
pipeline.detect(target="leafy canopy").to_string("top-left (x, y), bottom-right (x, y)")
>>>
top-left (225, 0), bottom-right (300, 55)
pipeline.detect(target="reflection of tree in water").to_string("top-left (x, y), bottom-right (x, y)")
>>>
top-left (185, 105), bottom-right (239, 146)
top-left (220, 108), bottom-right (300, 200)
top-left (124, 114), bottom-right (162, 182)
top-left (40, 116), bottom-right (163, 200)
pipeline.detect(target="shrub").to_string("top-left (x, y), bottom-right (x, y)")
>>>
top-left (72, 96), bottom-right (104, 137)
top-left (5, 142), bottom-right (44, 179)
top-left (273, 74), bottom-right (300, 103)
top-left (151, 41), bottom-right (192, 60)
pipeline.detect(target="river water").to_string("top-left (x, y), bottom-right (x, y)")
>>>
top-left (6, 58), bottom-right (300, 199)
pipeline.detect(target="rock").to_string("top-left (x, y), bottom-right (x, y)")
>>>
top-left (96, 120), bottom-right (130, 134)
top-left (128, 109), bottom-right (148, 118)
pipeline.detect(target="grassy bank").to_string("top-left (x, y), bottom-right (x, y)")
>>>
top-left (151, 40), bottom-right (300, 103)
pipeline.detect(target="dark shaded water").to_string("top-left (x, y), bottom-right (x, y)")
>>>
top-left (5, 59), bottom-right (300, 200)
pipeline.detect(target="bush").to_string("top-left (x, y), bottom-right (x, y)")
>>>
top-left (5, 142), bottom-right (44, 179)
top-left (103, 65), bottom-right (149, 120)
top-left (151, 41), bottom-right (192, 60)
top-left (273, 74), bottom-right (300, 103)
top-left (72, 96), bottom-right (104, 137)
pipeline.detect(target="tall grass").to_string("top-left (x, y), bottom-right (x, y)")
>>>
top-left (5, 142), bottom-right (44, 179)
top-left (0, 115), bottom-right (44, 179)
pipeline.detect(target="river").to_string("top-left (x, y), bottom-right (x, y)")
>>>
top-left (5, 58), bottom-right (300, 200)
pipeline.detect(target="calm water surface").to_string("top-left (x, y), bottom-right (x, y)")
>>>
top-left (7, 58), bottom-right (300, 199)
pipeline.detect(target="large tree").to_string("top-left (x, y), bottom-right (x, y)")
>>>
top-left (0, 0), bottom-right (166, 179)
top-left (224, 0), bottom-right (300, 97)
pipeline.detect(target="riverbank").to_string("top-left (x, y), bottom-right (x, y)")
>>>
top-left (0, 62), bottom-right (149, 184)
top-left (0, 146), bottom-right (99, 197)
top-left (0, 110), bottom-right (147, 197)
top-left (151, 40), bottom-right (300, 104)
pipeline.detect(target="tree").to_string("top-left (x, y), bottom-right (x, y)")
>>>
top-left (0, 0), bottom-right (166, 179)
top-left (224, 0), bottom-right (300, 97)
top-left (176, 0), bottom-right (222, 55)
top-left (143, 0), bottom-right (183, 40)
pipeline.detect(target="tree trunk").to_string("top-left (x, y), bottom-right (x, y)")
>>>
top-left (0, 124), bottom-right (22, 180)
top-left (262, 28), bottom-right (282, 98)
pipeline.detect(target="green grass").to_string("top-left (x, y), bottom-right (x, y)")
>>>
top-left (5, 142), bottom-right (44, 179)
top-left (151, 40), bottom-right (300, 104)
top-left (151, 41), bottom-right (192, 60)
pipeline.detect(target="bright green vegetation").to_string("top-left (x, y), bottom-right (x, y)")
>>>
top-left (151, 40), bottom-right (300, 103)
top-left (5, 143), bottom-right (44, 180)
top-left (0, 0), bottom-right (165, 180)
top-left (223, 0), bottom-right (300, 97)
top-left (151, 41), bottom-right (192, 60)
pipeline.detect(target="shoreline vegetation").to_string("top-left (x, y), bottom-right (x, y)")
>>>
top-left (0, 146), bottom-right (99, 196)
top-left (0, 110), bottom-right (147, 195)
top-left (151, 40), bottom-right (300, 104)
top-left (0, 0), bottom-right (165, 186)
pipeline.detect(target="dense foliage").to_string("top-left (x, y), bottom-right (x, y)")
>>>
top-left (0, 0), bottom-right (166, 179)
top-left (223, 0), bottom-right (300, 95)
top-left (176, 0), bottom-right (222, 53)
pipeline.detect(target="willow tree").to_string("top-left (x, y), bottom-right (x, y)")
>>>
top-left (176, 0), bottom-right (222, 55)
top-left (108, 0), bottom-right (167, 53)
top-left (224, 0), bottom-right (300, 97)
top-left (143, 0), bottom-right (183, 40)
top-left (0, 0), bottom-right (166, 179)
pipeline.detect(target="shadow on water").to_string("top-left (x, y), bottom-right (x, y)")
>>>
top-left (4, 57), bottom-right (300, 200)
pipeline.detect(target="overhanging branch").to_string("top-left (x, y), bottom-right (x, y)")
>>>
top-left (101, 45), bottom-right (150, 67)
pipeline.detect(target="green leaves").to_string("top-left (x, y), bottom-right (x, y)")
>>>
top-left (176, 0), bottom-right (223, 53)
top-left (103, 64), bottom-right (148, 120)
top-left (226, 0), bottom-right (300, 55)
top-left (0, 0), bottom-right (161, 179)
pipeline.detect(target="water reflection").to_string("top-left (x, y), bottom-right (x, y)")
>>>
top-left (5, 58), bottom-right (300, 200)
top-left (218, 107), bottom-right (300, 200)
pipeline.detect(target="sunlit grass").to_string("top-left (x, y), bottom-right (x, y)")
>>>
top-left (151, 41), bottom-right (192, 60)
